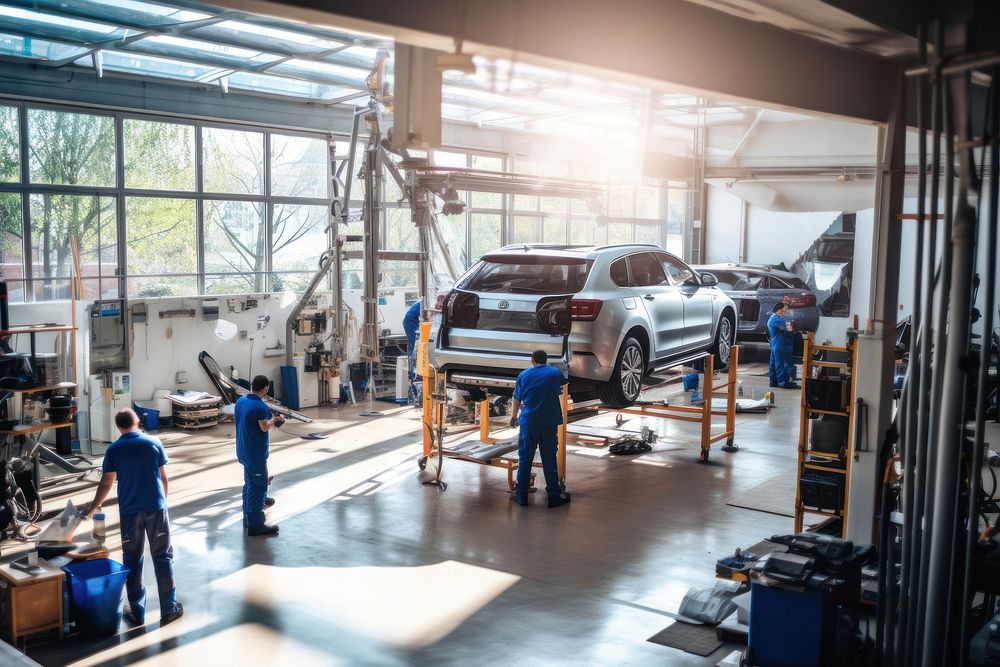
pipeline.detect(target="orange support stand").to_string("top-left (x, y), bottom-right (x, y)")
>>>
top-left (418, 321), bottom-right (434, 462)
top-left (577, 346), bottom-right (740, 464)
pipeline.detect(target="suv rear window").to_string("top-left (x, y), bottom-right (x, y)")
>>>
top-left (462, 261), bottom-right (589, 293)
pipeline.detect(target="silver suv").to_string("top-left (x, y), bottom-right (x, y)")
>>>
top-left (431, 244), bottom-right (738, 407)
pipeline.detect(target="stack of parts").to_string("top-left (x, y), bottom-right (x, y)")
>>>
top-left (166, 391), bottom-right (222, 430)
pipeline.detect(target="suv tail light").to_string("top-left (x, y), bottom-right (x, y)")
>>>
top-left (443, 290), bottom-right (480, 328)
top-left (785, 294), bottom-right (817, 308)
top-left (571, 299), bottom-right (603, 321)
top-left (434, 291), bottom-right (449, 310)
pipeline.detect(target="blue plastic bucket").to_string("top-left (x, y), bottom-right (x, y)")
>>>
top-left (683, 373), bottom-right (700, 391)
top-left (62, 558), bottom-right (130, 636)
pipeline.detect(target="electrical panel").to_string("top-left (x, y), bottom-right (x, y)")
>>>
top-left (91, 300), bottom-right (125, 348)
top-left (131, 303), bottom-right (147, 323)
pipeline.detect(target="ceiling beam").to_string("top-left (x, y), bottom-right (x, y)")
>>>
top-left (217, 0), bottom-right (901, 124)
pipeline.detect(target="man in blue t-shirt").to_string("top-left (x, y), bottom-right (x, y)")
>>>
top-left (235, 375), bottom-right (284, 536)
top-left (509, 350), bottom-right (571, 508)
top-left (86, 408), bottom-right (183, 626)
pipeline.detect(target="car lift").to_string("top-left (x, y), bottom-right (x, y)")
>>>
top-left (415, 323), bottom-right (568, 491)
top-left (568, 346), bottom-right (742, 463)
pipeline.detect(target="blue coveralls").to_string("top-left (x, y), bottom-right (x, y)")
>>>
top-left (403, 301), bottom-right (421, 385)
top-left (235, 394), bottom-right (271, 530)
top-left (767, 312), bottom-right (795, 387)
top-left (513, 364), bottom-right (565, 502)
top-left (101, 431), bottom-right (179, 622)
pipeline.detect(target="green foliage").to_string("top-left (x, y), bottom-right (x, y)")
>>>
top-left (0, 106), bottom-right (17, 183)
top-left (124, 119), bottom-right (195, 190)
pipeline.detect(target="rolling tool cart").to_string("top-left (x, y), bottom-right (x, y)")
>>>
top-left (747, 532), bottom-right (871, 667)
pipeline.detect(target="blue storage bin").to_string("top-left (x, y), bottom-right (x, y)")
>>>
top-left (133, 402), bottom-right (160, 430)
top-left (62, 558), bottom-right (130, 637)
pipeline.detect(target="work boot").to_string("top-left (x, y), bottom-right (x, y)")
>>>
top-left (782, 382), bottom-right (801, 390)
top-left (160, 602), bottom-right (184, 625)
top-left (247, 524), bottom-right (279, 537)
top-left (548, 492), bottom-right (572, 508)
top-left (122, 606), bottom-right (144, 627)
top-left (511, 485), bottom-right (528, 507)
top-left (264, 497), bottom-right (276, 507)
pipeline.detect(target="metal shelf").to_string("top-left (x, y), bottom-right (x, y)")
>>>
top-left (0, 421), bottom-right (74, 435)
top-left (0, 326), bottom-right (77, 335)
top-left (4, 382), bottom-right (77, 395)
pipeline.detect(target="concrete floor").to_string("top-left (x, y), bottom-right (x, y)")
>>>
top-left (18, 353), bottom-right (805, 666)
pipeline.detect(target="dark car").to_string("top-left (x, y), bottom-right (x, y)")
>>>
top-left (693, 264), bottom-right (820, 342)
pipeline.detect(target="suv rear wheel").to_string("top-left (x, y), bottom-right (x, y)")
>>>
top-left (598, 337), bottom-right (644, 407)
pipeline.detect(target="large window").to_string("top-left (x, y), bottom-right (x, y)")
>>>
top-left (272, 203), bottom-right (328, 292)
top-left (0, 101), bottom-right (332, 300)
top-left (124, 119), bottom-right (195, 191)
top-left (204, 200), bottom-right (266, 293)
top-left (125, 197), bottom-right (197, 297)
top-left (28, 109), bottom-right (115, 187)
top-left (0, 106), bottom-right (18, 183)
top-left (203, 127), bottom-right (264, 195)
top-left (29, 194), bottom-right (116, 300)
top-left (271, 134), bottom-right (327, 198)
top-left (0, 193), bottom-right (23, 300)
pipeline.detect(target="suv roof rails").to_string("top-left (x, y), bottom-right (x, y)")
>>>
top-left (592, 243), bottom-right (662, 251)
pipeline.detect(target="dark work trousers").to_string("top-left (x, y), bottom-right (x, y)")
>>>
top-left (241, 458), bottom-right (268, 529)
top-left (120, 509), bottom-right (178, 621)
top-left (515, 424), bottom-right (562, 500)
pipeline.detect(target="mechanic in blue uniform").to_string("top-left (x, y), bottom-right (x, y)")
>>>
top-left (509, 349), bottom-right (571, 508)
top-left (767, 302), bottom-right (800, 389)
top-left (235, 375), bottom-right (284, 536)
top-left (403, 300), bottom-right (421, 399)
top-left (86, 408), bottom-right (183, 626)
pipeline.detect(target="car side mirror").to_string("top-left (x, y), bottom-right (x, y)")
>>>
top-left (696, 273), bottom-right (717, 286)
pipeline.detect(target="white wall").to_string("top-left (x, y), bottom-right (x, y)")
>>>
top-left (705, 187), bottom-right (743, 263)
top-left (127, 293), bottom-right (307, 402)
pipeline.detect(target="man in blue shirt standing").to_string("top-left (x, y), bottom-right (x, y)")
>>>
top-left (767, 302), bottom-right (801, 389)
top-left (235, 375), bottom-right (284, 536)
top-left (86, 408), bottom-right (183, 626)
top-left (509, 349), bottom-right (571, 508)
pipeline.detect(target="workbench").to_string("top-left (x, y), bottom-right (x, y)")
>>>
top-left (0, 557), bottom-right (64, 646)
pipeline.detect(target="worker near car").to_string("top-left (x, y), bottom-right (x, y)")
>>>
top-left (403, 300), bottom-right (421, 398)
top-left (85, 408), bottom-right (183, 626)
top-left (768, 302), bottom-right (801, 389)
top-left (235, 375), bottom-right (284, 536)
top-left (509, 349), bottom-right (571, 508)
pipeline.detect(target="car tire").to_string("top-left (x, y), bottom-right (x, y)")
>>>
top-left (598, 337), bottom-right (644, 408)
top-left (712, 314), bottom-right (735, 371)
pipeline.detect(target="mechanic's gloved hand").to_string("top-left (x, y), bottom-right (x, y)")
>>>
top-left (273, 416), bottom-right (286, 428)
top-left (508, 416), bottom-right (518, 429)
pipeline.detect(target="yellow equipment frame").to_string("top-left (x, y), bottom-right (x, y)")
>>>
top-left (575, 346), bottom-right (740, 463)
top-left (416, 321), bottom-right (569, 490)
top-left (794, 332), bottom-right (857, 536)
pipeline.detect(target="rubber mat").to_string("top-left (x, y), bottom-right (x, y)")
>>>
top-left (647, 621), bottom-right (723, 656)
top-left (725, 472), bottom-right (796, 517)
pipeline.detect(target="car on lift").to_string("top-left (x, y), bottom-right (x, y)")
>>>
top-left (429, 244), bottom-right (738, 407)
top-left (692, 264), bottom-right (819, 341)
